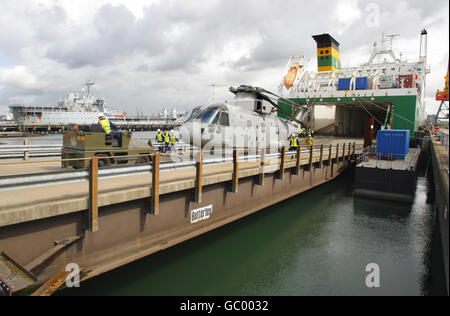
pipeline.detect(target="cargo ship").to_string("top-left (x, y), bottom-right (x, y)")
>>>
top-left (278, 30), bottom-right (429, 139)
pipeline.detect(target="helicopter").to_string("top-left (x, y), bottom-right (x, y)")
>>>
top-left (172, 85), bottom-right (310, 153)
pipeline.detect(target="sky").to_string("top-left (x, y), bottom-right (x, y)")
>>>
top-left (0, 0), bottom-right (448, 116)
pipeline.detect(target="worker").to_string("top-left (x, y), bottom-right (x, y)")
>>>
top-left (289, 134), bottom-right (298, 151)
top-left (300, 128), bottom-right (307, 138)
top-left (155, 129), bottom-right (164, 152)
top-left (306, 134), bottom-right (314, 146)
top-left (162, 130), bottom-right (170, 153)
top-left (98, 113), bottom-right (121, 146)
top-left (170, 133), bottom-right (178, 152)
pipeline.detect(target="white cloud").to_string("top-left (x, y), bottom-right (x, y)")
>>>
top-left (0, 0), bottom-right (448, 116)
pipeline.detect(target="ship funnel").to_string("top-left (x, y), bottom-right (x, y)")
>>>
top-left (312, 34), bottom-right (341, 72)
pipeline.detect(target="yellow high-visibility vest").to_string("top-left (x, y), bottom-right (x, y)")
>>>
top-left (290, 138), bottom-right (298, 147)
top-left (163, 133), bottom-right (170, 143)
top-left (306, 137), bottom-right (313, 145)
top-left (157, 132), bottom-right (163, 142)
top-left (171, 137), bottom-right (177, 145)
top-left (100, 119), bottom-right (111, 134)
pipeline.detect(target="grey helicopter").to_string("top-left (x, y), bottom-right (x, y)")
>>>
top-left (171, 85), bottom-right (310, 153)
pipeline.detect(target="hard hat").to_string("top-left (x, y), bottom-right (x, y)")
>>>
top-left (308, 134), bottom-right (311, 137)
top-left (157, 129), bottom-right (161, 132)
top-left (98, 112), bottom-right (105, 118)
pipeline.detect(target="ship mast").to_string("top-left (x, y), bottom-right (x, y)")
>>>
top-left (366, 33), bottom-right (400, 65)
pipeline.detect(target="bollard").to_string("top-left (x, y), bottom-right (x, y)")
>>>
top-left (89, 156), bottom-right (99, 232)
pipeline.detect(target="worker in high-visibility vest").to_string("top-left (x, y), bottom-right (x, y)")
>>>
top-left (300, 128), bottom-right (307, 138)
top-left (289, 134), bottom-right (299, 151)
top-left (306, 134), bottom-right (314, 146)
top-left (162, 130), bottom-right (170, 153)
top-left (170, 133), bottom-right (178, 152)
top-left (155, 129), bottom-right (164, 152)
top-left (98, 113), bottom-right (121, 146)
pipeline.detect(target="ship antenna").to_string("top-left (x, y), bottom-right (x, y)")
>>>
top-left (86, 80), bottom-right (95, 97)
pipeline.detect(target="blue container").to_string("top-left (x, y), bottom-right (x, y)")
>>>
top-left (338, 78), bottom-right (352, 90)
top-left (355, 77), bottom-right (372, 90)
top-left (376, 129), bottom-right (410, 159)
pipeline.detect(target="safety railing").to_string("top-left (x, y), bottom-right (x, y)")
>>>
top-left (0, 142), bottom-right (363, 231)
top-left (356, 145), bottom-right (420, 171)
top-left (0, 142), bottom-right (363, 191)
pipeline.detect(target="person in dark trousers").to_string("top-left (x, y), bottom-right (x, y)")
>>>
top-left (162, 130), bottom-right (170, 153)
top-left (289, 134), bottom-right (299, 151)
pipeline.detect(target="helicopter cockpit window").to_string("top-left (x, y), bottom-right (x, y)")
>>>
top-left (218, 112), bottom-right (229, 126)
top-left (185, 109), bottom-right (199, 122)
top-left (197, 108), bottom-right (220, 124)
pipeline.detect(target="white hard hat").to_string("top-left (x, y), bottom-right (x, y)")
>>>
top-left (98, 112), bottom-right (105, 118)
top-left (308, 134), bottom-right (311, 137)
top-left (157, 129), bottom-right (161, 132)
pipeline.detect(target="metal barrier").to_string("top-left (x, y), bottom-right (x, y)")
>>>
top-left (356, 145), bottom-right (420, 171)
top-left (0, 143), bottom-right (364, 192)
top-left (0, 142), bottom-right (364, 232)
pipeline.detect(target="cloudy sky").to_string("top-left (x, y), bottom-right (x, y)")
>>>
top-left (0, 0), bottom-right (448, 116)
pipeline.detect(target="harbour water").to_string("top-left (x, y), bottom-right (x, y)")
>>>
top-left (59, 167), bottom-right (446, 296)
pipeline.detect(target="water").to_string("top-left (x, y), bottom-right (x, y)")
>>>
top-left (60, 169), bottom-right (445, 296)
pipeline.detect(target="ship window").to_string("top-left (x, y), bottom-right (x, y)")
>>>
top-left (325, 56), bottom-right (329, 60)
top-left (325, 50), bottom-right (329, 54)
top-left (320, 50), bottom-right (324, 55)
top-left (219, 112), bottom-right (229, 126)
top-left (320, 56), bottom-right (324, 60)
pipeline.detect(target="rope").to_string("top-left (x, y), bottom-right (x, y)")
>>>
top-left (356, 97), bottom-right (415, 125)
top-left (357, 99), bottom-right (384, 125)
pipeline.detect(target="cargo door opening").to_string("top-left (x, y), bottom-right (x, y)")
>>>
top-left (334, 102), bottom-right (390, 138)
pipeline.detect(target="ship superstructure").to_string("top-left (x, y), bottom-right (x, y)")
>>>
top-left (9, 81), bottom-right (120, 126)
top-left (278, 31), bottom-right (429, 137)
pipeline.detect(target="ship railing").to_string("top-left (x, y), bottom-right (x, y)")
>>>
top-left (356, 145), bottom-right (420, 170)
top-left (0, 142), bottom-right (365, 192)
